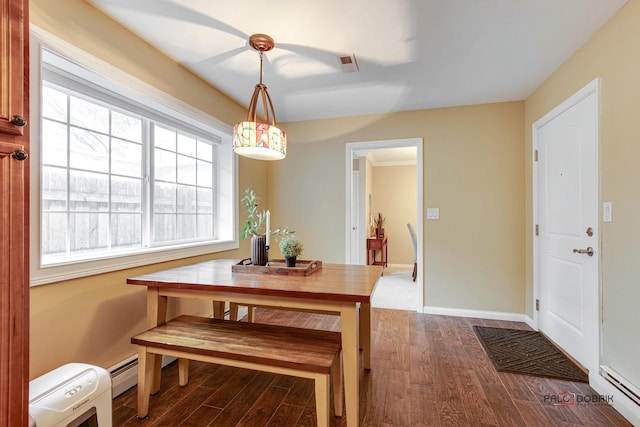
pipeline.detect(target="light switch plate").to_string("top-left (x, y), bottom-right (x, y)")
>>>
top-left (427, 208), bottom-right (439, 220)
top-left (603, 202), bottom-right (612, 222)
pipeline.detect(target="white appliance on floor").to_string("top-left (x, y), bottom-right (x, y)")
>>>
top-left (29, 363), bottom-right (112, 427)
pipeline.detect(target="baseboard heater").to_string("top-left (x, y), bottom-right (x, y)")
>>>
top-left (601, 365), bottom-right (640, 408)
top-left (109, 354), bottom-right (176, 397)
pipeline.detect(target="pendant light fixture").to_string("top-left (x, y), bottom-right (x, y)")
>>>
top-left (233, 34), bottom-right (287, 160)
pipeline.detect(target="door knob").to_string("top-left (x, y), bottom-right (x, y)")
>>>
top-left (572, 247), bottom-right (594, 256)
top-left (10, 115), bottom-right (27, 127)
top-left (11, 150), bottom-right (28, 161)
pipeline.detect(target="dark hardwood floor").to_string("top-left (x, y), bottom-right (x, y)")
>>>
top-left (113, 308), bottom-right (632, 426)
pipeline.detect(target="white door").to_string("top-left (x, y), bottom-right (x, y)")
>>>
top-left (536, 83), bottom-right (599, 373)
top-left (350, 170), bottom-right (360, 263)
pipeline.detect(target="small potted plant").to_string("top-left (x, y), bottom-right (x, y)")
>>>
top-left (279, 236), bottom-right (303, 267)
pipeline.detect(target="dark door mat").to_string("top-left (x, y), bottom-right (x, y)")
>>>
top-left (473, 326), bottom-right (588, 383)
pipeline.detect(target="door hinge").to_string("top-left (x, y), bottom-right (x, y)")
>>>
top-left (535, 224), bottom-right (539, 236)
top-left (536, 299), bottom-right (540, 311)
top-left (534, 150), bottom-right (538, 161)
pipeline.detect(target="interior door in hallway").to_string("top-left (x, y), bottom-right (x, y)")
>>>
top-left (536, 82), bottom-right (599, 373)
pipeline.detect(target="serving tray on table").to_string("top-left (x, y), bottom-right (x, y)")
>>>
top-left (232, 258), bottom-right (322, 276)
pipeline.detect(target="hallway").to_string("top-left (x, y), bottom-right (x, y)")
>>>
top-left (371, 265), bottom-right (417, 311)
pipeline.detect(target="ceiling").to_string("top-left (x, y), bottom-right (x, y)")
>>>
top-left (88, 0), bottom-right (626, 123)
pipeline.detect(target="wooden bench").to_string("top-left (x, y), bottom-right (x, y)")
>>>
top-left (131, 315), bottom-right (343, 426)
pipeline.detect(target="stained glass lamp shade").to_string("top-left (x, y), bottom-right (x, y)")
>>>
top-left (232, 34), bottom-right (287, 161)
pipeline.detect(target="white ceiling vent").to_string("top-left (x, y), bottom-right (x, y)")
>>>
top-left (338, 54), bottom-right (359, 73)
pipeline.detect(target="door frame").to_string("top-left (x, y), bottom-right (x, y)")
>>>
top-left (350, 169), bottom-right (361, 263)
top-left (532, 77), bottom-right (600, 371)
top-left (345, 137), bottom-right (424, 312)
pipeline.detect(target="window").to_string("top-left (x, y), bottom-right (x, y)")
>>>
top-left (31, 33), bottom-right (237, 285)
top-left (151, 124), bottom-right (216, 243)
top-left (41, 84), bottom-right (147, 259)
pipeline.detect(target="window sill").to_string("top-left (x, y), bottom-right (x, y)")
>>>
top-left (30, 240), bottom-right (239, 286)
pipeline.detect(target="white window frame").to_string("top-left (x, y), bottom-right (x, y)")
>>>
top-left (29, 26), bottom-right (238, 286)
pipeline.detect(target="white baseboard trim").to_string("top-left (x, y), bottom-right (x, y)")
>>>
top-left (524, 315), bottom-right (535, 329)
top-left (590, 372), bottom-right (640, 426)
top-left (422, 305), bottom-right (529, 324)
top-left (108, 354), bottom-right (176, 398)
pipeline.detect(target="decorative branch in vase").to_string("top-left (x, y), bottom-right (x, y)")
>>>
top-left (240, 186), bottom-right (293, 266)
top-left (374, 212), bottom-right (386, 237)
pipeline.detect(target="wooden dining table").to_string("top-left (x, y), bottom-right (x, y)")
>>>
top-left (127, 258), bottom-right (382, 426)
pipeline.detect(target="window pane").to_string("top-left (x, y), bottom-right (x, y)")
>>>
top-left (70, 170), bottom-right (109, 212)
top-left (42, 166), bottom-right (67, 211)
top-left (42, 212), bottom-right (67, 257)
top-left (112, 138), bottom-right (142, 178)
top-left (111, 214), bottom-right (142, 248)
top-left (154, 125), bottom-right (175, 151)
top-left (154, 182), bottom-right (176, 213)
top-left (111, 110), bottom-right (142, 143)
top-left (197, 215), bottom-right (213, 238)
top-left (70, 128), bottom-right (109, 172)
top-left (177, 154), bottom-right (197, 185)
top-left (197, 160), bottom-right (213, 188)
top-left (70, 96), bottom-right (109, 133)
top-left (177, 185), bottom-right (196, 213)
top-left (154, 148), bottom-right (176, 182)
top-left (42, 85), bottom-right (68, 122)
top-left (70, 213), bottom-right (109, 252)
top-left (154, 214), bottom-right (176, 242)
top-left (197, 140), bottom-right (213, 162)
top-left (177, 214), bottom-right (196, 240)
top-left (197, 188), bottom-right (213, 213)
top-left (112, 176), bottom-right (142, 212)
top-left (42, 120), bottom-right (68, 167)
top-left (177, 133), bottom-right (196, 156)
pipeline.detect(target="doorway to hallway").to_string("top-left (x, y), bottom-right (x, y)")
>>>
top-left (345, 138), bottom-right (424, 312)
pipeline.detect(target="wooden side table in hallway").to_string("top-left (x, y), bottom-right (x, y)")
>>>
top-left (367, 237), bottom-right (388, 267)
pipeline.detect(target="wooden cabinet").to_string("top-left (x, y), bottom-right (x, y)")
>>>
top-left (0, 0), bottom-right (30, 425)
top-left (1, 0), bottom-right (28, 136)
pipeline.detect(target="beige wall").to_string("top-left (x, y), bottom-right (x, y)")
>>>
top-left (371, 165), bottom-right (417, 265)
top-left (271, 102), bottom-right (525, 313)
top-left (267, 139), bottom-right (345, 260)
top-left (525, 0), bottom-right (640, 388)
top-left (29, 0), bottom-right (267, 378)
